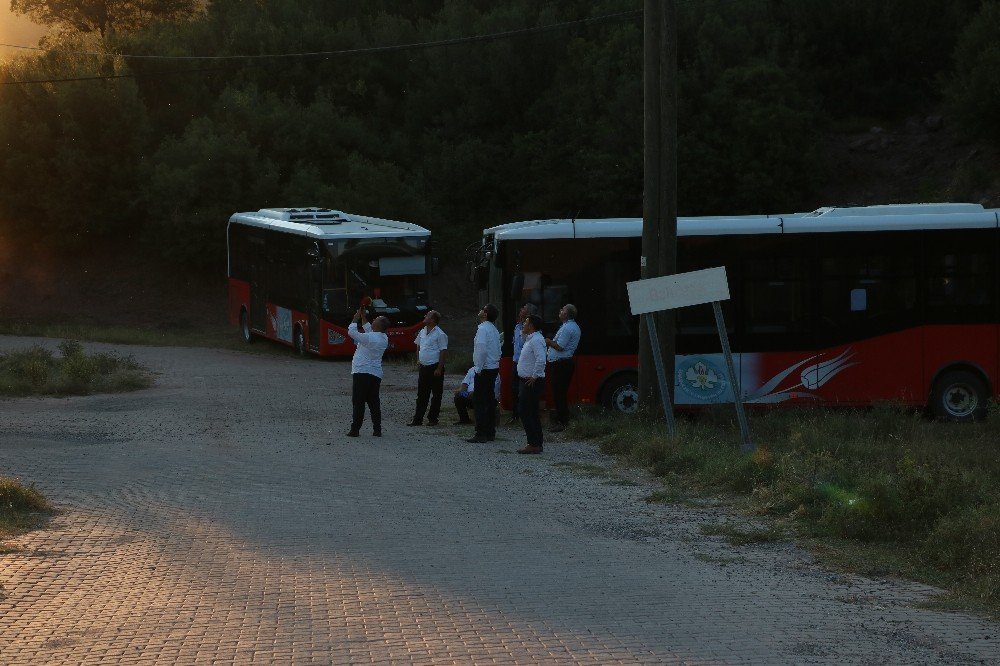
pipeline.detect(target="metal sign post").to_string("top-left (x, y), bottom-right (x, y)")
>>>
top-left (627, 267), bottom-right (755, 452)
top-left (644, 315), bottom-right (677, 435)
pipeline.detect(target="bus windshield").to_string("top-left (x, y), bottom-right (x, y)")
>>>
top-left (322, 236), bottom-right (429, 325)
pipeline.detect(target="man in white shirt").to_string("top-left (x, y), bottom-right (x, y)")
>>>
top-left (409, 310), bottom-right (448, 426)
top-left (516, 314), bottom-right (547, 454)
top-left (545, 303), bottom-right (582, 432)
top-left (467, 303), bottom-right (502, 443)
top-left (346, 306), bottom-right (390, 438)
top-left (453, 366), bottom-right (501, 425)
top-left (506, 302), bottom-right (538, 425)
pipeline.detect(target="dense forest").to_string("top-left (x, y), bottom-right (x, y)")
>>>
top-left (1, 0), bottom-right (998, 267)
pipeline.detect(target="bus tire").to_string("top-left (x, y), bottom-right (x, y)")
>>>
top-left (239, 308), bottom-right (254, 344)
top-left (600, 372), bottom-right (640, 415)
top-left (294, 326), bottom-right (306, 357)
top-left (930, 369), bottom-right (988, 422)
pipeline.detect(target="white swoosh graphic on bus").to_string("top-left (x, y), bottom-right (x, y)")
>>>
top-left (747, 348), bottom-right (857, 404)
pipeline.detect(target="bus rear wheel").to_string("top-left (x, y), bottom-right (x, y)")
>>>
top-left (240, 309), bottom-right (254, 344)
top-left (600, 373), bottom-right (640, 415)
top-left (930, 369), bottom-right (988, 422)
top-left (294, 326), bottom-right (307, 357)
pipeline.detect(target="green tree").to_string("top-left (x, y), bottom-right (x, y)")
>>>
top-left (10, 0), bottom-right (198, 37)
top-left (945, 1), bottom-right (1000, 148)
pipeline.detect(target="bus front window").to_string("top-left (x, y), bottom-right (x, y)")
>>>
top-left (323, 238), bottom-right (429, 325)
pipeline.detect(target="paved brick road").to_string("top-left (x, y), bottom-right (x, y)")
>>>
top-left (0, 336), bottom-right (997, 664)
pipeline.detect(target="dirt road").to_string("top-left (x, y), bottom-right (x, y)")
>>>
top-left (0, 336), bottom-right (997, 664)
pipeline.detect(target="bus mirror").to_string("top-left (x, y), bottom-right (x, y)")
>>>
top-left (307, 244), bottom-right (321, 259)
top-left (432, 257), bottom-right (441, 276)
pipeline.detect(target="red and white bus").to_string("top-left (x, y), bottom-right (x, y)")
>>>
top-left (228, 207), bottom-right (435, 356)
top-left (472, 203), bottom-right (1000, 420)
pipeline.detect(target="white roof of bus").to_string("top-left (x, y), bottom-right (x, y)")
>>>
top-left (484, 204), bottom-right (999, 239)
top-left (229, 208), bottom-right (430, 239)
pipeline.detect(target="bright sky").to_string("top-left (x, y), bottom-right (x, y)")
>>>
top-left (0, 4), bottom-right (48, 51)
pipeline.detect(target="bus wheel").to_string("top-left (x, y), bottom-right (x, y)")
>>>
top-left (294, 327), bottom-right (306, 357)
top-left (600, 373), bottom-right (640, 415)
top-left (239, 309), bottom-right (254, 344)
top-left (930, 370), bottom-right (988, 422)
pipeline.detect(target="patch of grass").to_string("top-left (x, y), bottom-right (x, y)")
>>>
top-left (552, 461), bottom-right (637, 486)
top-left (700, 523), bottom-right (786, 546)
top-left (0, 340), bottom-right (153, 397)
top-left (568, 403), bottom-right (1000, 612)
top-left (0, 477), bottom-right (54, 547)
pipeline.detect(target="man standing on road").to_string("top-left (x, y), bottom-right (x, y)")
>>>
top-left (409, 310), bottom-right (448, 426)
top-left (467, 303), bottom-right (501, 443)
top-left (506, 302), bottom-right (538, 425)
top-left (545, 303), bottom-right (581, 432)
top-left (516, 314), bottom-right (547, 454)
top-left (346, 306), bottom-right (389, 438)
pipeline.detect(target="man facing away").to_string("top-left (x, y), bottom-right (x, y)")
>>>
top-left (506, 302), bottom-right (538, 425)
top-left (467, 303), bottom-right (501, 443)
top-left (346, 306), bottom-right (390, 438)
top-left (516, 314), bottom-right (547, 454)
top-left (545, 303), bottom-right (581, 432)
top-left (409, 310), bottom-right (448, 426)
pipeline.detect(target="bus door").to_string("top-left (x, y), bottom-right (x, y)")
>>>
top-left (308, 249), bottom-right (322, 351)
top-left (249, 236), bottom-right (266, 331)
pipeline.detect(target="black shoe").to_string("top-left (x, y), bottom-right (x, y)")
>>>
top-left (427, 420), bottom-right (438, 426)
top-left (453, 420), bottom-right (472, 426)
top-left (406, 420), bottom-right (422, 426)
top-left (373, 430), bottom-right (382, 437)
top-left (347, 430), bottom-right (360, 438)
top-left (518, 445), bottom-right (543, 454)
top-left (466, 436), bottom-right (488, 443)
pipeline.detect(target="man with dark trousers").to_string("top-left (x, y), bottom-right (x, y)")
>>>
top-left (467, 303), bottom-right (501, 443)
top-left (506, 302), bottom-right (538, 425)
top-left (408, 309), bottom-right (448, 426)
top-left (517, 314), bottom-right (547, 454)
top-left (346, 306), bottom-right (389, 438)
top-left (545, 303), bottom-right (581, 432)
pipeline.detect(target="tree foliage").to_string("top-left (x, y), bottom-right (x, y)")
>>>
top-left (0, 0), bottom-right (993, 266)
top-left (10, 0), bottom-right (198, 37)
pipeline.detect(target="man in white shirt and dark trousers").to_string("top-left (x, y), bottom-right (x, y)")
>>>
top-left (507, 302), bottom-right (538, 425)
top-left (409, 310), bottom-right (448, 426)
top-left (545, 303), bottom-right (581, 432)
top-left (453, 366), bottom-right (501, 424)
top-left (517, 314), bottom-right (547, 454)
top-left (467, 303), bottom-right (502, 443)
top-left (346, 306), bottom-right (390, 438)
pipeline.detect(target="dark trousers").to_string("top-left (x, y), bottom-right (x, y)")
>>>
top-left (454, 392), bottom-right (474, 422)
top-left (509, 364), bottom-right (521, 417)
top-left (351, 373), bottom-right (382, 433)
top-left (473, 368), bottom-right (499, 439)
top-left (550, 358), bottom-right (575, 425)
top-left (414, 363), bottom-right (444, 423)
top-left (519, 377), bottom-right (545, 448)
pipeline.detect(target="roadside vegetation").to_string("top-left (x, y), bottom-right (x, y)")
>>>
top-left (0, 340), bottom-right (153, 397)
top-left (0, 476), bottom-right (54, 553)
top-left (568, 404), bottom-right (1000, 614)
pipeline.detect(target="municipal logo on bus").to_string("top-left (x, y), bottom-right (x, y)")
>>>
top-left (677, 358), bottom-right (728, 402)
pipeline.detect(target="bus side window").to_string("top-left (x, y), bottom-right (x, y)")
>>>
top-left (924, 229), bottom-right (994, 323)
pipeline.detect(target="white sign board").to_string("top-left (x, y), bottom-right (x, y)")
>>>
top-left (627, 266), bottom-right (730, 315)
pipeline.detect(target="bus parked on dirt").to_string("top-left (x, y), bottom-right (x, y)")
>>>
top-left (228, 207), bottom-right (435, 356)
top-left (470, 203), bottom-right (999, 420)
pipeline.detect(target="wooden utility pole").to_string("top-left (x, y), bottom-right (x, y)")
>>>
top-left (639, 0), bottom-right (678, 415)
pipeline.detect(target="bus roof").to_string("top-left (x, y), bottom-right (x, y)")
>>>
top-left (230, 207), bottom-right (430, 239)
top-left (484, 204), bottom-right (999, 240)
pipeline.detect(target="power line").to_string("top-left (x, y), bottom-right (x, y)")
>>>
top-left (0, 8), bottom-right (641, 65)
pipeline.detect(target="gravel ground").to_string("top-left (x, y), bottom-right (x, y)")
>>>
top-left (0, 335), bottom-right (997, 665)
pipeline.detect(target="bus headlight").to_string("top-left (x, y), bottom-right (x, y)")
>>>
top-left (327, 330), bottom-right (346, 345)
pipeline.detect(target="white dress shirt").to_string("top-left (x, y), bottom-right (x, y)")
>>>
top-left (547, 319), bottom-right (581, 362)
top-left (512, 323), bottom-right (524, 363)
top-left (415, 325), bottom-right (448, 366)
top-left (348, 322), bottom-right (389, 378)
top-left (517, 332), bottom-right (547, 380)
top-left (472, 321), bottom-right (501, 372)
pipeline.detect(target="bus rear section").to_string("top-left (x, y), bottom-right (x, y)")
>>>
top-left (475, 205), bottom-right (1000, 420)
top-left (228, 207), bottom-right (435, 357)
